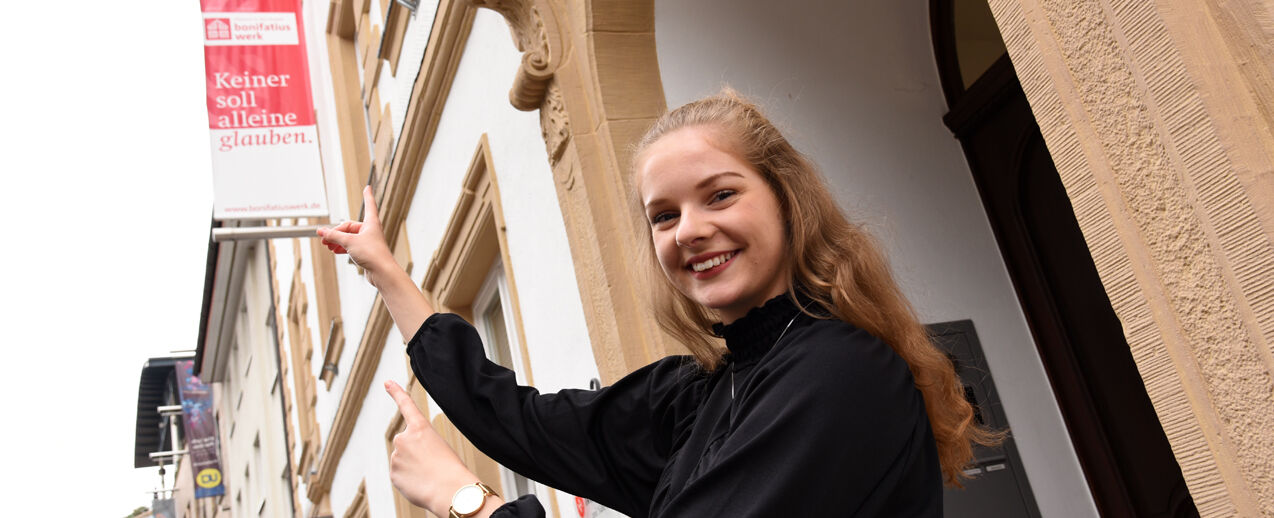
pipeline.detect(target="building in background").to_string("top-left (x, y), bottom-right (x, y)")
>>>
top-left (188, 1), bottom-right (1274, 517)
top-left (134, 357), bottom-right (189, 516)
top-left (133, 356), bottom-right (218, 518)
top-left (196, 229), bottom-right (299, 517)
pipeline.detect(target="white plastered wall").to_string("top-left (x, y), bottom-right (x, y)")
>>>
top-left (318, 8), bottom-right (599, 517)
top-left (272, 0), bottom-right (458, 515)
top-left (300, 0), bottom-right (412, 442)
top-left (299, 0), bottom-right (383, 446)
top-left (400, 8), bottom-right (598, 399)
top-left (653, 1), bottom-right (1095, 517)
top-left (328, 328), bottom-right (408, 517)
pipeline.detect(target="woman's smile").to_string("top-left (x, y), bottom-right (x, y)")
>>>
top-left (687, 249), bottom-right (738, 277)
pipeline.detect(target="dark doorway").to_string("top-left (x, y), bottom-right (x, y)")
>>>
top-left (930, 2), bottom-right (1197, 516)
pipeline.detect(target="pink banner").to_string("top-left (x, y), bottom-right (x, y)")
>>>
top-left (202, 0), bottom-right (328, 219)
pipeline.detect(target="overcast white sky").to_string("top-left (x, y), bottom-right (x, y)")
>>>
top-left (0, 1), bottom-right (216, 514)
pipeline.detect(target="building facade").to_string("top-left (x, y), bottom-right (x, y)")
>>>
top-left (193, 0), bottom-right (1274, 517)
top-left (195, 237), bottom-right (299, 517)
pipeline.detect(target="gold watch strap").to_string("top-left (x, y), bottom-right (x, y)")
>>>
top-left (449, 482), bottom-right (499, 518)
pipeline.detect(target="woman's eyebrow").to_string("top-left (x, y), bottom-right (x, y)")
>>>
top-left (644, 171), bottom-right (746, 209)
top-left (695, 171), bottom-right (745, 190)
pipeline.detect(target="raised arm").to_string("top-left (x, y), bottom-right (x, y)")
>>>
top-left (316, 186), bottom-right (433, 341)
top-left (409, 313), bottom-right (694, 516)
top-left (319, 189), bottom-right (544, 517)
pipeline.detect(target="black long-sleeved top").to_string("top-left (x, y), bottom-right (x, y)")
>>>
top-left (407, 294), bottom-right (941, 517)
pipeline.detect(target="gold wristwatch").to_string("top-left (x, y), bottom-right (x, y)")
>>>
top-left (449, 481), bottom-right (499, 518)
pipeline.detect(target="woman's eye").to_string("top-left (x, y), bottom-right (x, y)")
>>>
top-left (650, 212), bottom-right (677, 225)
top-left (711, 190), bottom-right (737, 203)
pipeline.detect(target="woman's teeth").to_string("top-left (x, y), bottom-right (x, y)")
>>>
top-left (692, 251), bottom-right (735, 272)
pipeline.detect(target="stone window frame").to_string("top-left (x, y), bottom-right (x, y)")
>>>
top-left (343, 479), bottom-right (369, 518)
top-left (285, 239), bottom-right (324, 484)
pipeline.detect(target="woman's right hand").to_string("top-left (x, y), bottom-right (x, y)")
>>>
top-left (318, 186), bottom-right (396, 284)
top-left (386, 380), bottom-right (503, 517)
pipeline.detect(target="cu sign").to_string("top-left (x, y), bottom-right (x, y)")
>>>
top-left (197, 468), bottom-right (223, 489)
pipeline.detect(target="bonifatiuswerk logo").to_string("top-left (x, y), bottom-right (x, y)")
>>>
top-left (205, 18), bottom-right (231, 40)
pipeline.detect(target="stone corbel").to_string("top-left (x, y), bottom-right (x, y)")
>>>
top-left (469, 0), bottom-right (560, 111)
top-left (469, 0), bottom-right (570, 163)
top-left (510, 50), bottom-right (553, 110)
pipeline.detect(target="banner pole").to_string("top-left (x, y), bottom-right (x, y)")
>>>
top-left (211, 224), bottom-right (326, 242)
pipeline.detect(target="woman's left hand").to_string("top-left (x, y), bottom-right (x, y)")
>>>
top-left (385, 380), bottom-right (503, 516)
top-left (317, 186), bottom-right (397, 284)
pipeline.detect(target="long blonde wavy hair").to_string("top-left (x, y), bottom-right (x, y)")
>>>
top-left (632, 88), bottom-right (999, 486)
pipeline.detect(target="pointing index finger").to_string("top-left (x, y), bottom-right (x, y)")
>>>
top-left (362, 185), bottom-right (381, 228)
top-left (385, 380), bottom-right (427, 426)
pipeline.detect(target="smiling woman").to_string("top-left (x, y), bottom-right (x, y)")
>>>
top-left (318, 88), bottom-right (996, 517)
top-left (638, 128), bottom-right (791, 324)
top-left (631, 87), bottom-right (1000, 481)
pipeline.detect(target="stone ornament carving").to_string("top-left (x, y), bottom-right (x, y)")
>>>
top-left (470, 0), bottom-right (572, 166)
top-left (540, 82), bottom-right (570, 165)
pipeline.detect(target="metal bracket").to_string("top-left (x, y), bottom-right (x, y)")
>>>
top-left (212, 224), bottom-right (327, 242)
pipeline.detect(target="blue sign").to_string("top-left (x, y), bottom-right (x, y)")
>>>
top-left (176, 360), bottom-right (225, 498)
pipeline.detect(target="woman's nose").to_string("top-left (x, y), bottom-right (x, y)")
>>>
top-left (675, 209), bottom-right (715, 248)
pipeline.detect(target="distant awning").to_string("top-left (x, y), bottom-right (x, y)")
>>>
top-left (133, 357), bottom-right (181, 469)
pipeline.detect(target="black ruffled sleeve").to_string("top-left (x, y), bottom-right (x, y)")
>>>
top-left (407, 313), bottom-right (702, 517)
top-left (490, 495), bottom-right (546, 517)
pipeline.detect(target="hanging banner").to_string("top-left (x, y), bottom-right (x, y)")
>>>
top-left (176, 360), bottom-right (225, 498)
top-left (201, 0), bottom-right (328, 220)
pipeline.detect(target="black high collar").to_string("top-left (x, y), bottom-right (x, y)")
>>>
top-left (712, 292), bottom-right (812, 364)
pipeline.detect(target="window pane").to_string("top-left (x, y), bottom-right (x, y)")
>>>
top-left (484, 298), bottom-right (513, 370)
top-left (513, 472), bottom-right (533, 497)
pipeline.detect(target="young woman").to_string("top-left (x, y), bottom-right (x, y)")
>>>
top-left (318, 90), bottom-right (993, 517)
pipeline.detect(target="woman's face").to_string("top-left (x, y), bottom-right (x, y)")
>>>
top-left (637, 125), bottom-right (791, 324)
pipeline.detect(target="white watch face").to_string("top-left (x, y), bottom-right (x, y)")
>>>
top-left (452, 484), bottom-right (486, 514)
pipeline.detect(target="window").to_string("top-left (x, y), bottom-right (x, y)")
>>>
top-left (326, 0), bottom-right (374, 217)
top-left (242, 465), bottom-right (251, 518)
top-left (420, 135), bottom-right (552, 506)
top-left (474, 261), bottom-right (526, 382)
top-left (380, 1), bottom-right (411, 75)
top-left (286, 240), bottom-right (323, 480)
top-left (309, 235), bottom-right (344, 389)
top-left (252, 433), bottom-right (264, 514)
top-left (473, 263), bottom-right (535, 498)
